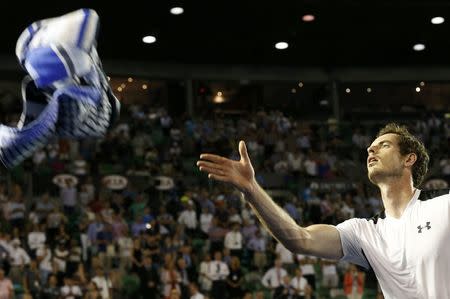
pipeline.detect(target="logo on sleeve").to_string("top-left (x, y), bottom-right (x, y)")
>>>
top-left (417, 221), bottom-right (431, 233)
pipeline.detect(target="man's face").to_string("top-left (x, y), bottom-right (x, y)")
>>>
top-left (367, 133), bottom-right (406, 185)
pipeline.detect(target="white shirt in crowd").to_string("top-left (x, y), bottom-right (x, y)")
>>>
top-left (191, 293), bottom-right (205, 299)
top-left (200, 213), bottom-right (213, 234)
top-left (7, 201), bottom-right (25, 220)
top-left (92, 276), bottom-right (112, 299)
top-left (61, 285), bottom-right (83, 299)
top-left (275, 242), bottom-right (294, 264)
top-left (198, 260), bottom-right (212, 291)
top-left (117, 236), bottom-right (133, 257)
top-left (60, 186), bottom-right (77, 207)
top-left (290, 276), bottom-right (308, 296)
top-left (207, 260), bottom-right (229, 281)
top-left (296, 254), bottom-right (317, 276)
top-left (9, 246), bottom-right (30, 266)
top-left (178, 209), bottom-right (197, 229)
top-left (261, 267), bottom-right (287, 289)
top-left (28, 231), bottom-right (46, 251)
top-left (36, 246), bottom-right (53, 272)
top-left (224, 231), bottom-right (243, 250)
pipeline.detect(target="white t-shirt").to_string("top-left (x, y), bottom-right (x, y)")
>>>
top-left (336, 189), bottom-right (450, 299)
top-left (261, 267), bottom-right (288, 289)
top-left (275, 243), bottom-right (294, 264)
top-left (296, 254), bottom-right (316, 276)
top-left (28, 232), bottom-right (46, 250)
top-left (92, 276), bottom-right (112, 299)
top-left (61, 285), bottom-right (82, 299)
top-left (224, 231), bottom-right (243, 250)
top-left (290, 276), bottom-right (308, 296)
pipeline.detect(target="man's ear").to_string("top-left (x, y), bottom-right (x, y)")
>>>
top-left (405, 153), bottom-right (417, 167)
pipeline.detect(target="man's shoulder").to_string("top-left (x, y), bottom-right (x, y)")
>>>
top-left (418, 188), bottom-right (450, 202)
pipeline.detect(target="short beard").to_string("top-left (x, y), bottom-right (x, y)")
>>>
top-left (368, 167), bottom-right (403, 185)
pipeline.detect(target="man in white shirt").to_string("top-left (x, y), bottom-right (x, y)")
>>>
top-left (261, 258), bottom-right (287, 291)
top-left (275, 242), bottom-right (295, 273)
top-left (297, 254), bottom-right (317, 294)
top-left (189, 282), bottom-right (205, 299)
top-left (178, 200), bottom-right (197, 236)
top-left (27, 223), bottom-right (46, 258)
top-left (61, 277), bottom-right (83, 299)
top-left (224, 222), bottom-right (243, 258)
top-left (9, 239), bottom-right (30, 284)
top-left (91, 268), bottom-right (112, 299)
top-left (290, 268), bottom-right (311, 299)
top-left (198, 123), bottom-right (448, 298)
top-left (207, 251), bottom-right (229, 299)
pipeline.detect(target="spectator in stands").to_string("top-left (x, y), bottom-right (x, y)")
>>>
top-left (9, 238), bottom-right (30, 284)
top-left (177, 200), bottom-right (197, 237)
top-left (226, 256), bottom-right (243, 299)
top-left (28, 223), bottom-right (46, 259)
top-left (321, 259), bottom-right (339, 297)
top-left (137, 255), bottom-right (159, 299)
top-left (290, 268), bottom-right (311, 299)
top-left (36, 192), bottom-right (56, 222)
top-left (91, 268), bottom-right (112, 299)
top-left (41, 274), bottom-right (60, 299)
top-left (36, 242), bottom-right (53, 286)
top-left (60, 177), bottom-right (78, 214)
top-left (275, 242), bottom-right (295, 274)
top-left (61, 276), bottom-right (83, 299)
top-left (261, 258), bottom-right (287, 294)
top-left (197, 253), bottom-right (212, 295)
top-left (224, 222), bottom-right (243, 258)
top-left (343, 264), bottom-right (365, 299)
top-left (6, 187), bottom-right (26, 231)
top-left (54, 240), bottom-right (69, 284)
top-left (161, 260), bottom-right (182, 299)
top-left (207, 251), bottom-right (229, 299)
top-left (296, 255), bottom-right (317, 296)
top-left (189, 282), bottom-right (205, 299)
top-left (273, 274), bottom-right (293, 299)
top-left (23, 259), bottom-right (41, 298)
top-left (246, 228), bottom-right (267, 272)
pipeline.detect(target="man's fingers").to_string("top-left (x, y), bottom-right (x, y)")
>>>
top-left (198, 165), bottom-right (226, 177)
top-left (199, 153), bottom-right (230, 164)
top-left (207, 173), bottom-right (230, 183)
top-left (196, 160), bottom-right (225, 172)
top-left (239, 140), bottom-right (250, 163)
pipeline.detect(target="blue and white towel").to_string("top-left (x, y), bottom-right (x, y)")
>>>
top-left (0, 8), bottom-right (120, 169)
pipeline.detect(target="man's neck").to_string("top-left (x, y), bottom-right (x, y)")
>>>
top-left (379, 178), bottom-right (416, 219)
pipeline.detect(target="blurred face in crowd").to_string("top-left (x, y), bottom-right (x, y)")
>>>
top-left (214, 251), bottom-right (222, 261)
top-left (49, 275), bottom-right (57, 287)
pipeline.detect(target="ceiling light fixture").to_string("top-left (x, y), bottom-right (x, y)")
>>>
top-left (170, 7), bottom-right (184, 15)
top-left (302, 14), bottom-right (315, 22)
top-left (275, 42), bottom-right (289, 50)
top-left (142, 35), bottom-right (156, 44)
top-left (431, 16), bottom-right (445, 24)
top-left (416, 87), bottom-right (421, 92)
top-left (413, 43), bottom-right (425, 51)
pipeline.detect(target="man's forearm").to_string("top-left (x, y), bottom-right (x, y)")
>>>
top-left (243, 181), bottom-right (311, 254)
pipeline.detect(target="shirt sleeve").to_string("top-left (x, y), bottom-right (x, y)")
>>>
top-left (335, 218), bottom-right (370, 269)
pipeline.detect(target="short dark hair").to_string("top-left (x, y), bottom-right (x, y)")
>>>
top-left (376, 123), bottom-right (429, 187)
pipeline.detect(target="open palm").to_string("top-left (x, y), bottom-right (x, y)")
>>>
top-left (197, 140), bottom-right (255, 192)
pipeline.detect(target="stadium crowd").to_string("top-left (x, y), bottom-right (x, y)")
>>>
top-left (0, 104), bottom-right (448, 299)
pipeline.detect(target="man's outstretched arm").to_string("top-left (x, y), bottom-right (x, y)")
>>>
top-left (197, 140), bottom-right (343, 260)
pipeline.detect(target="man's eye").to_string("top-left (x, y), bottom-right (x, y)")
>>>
top-left (383, 144), bottom-right (389, 148)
